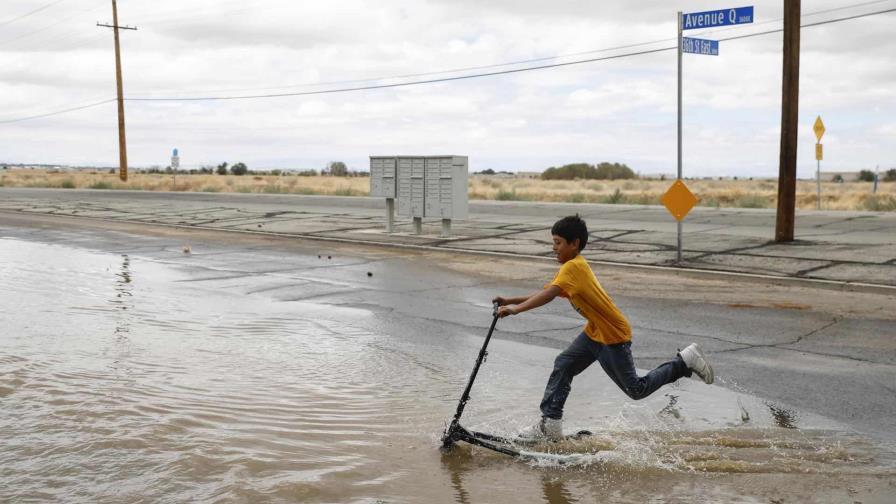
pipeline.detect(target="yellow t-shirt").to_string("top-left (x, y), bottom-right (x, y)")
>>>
top-left (547, 254), bottom-right (632, 345)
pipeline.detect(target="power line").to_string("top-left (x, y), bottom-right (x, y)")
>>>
top-left (0, 0), bottom-right (68, 28)
top-left (127, 0), bottom-right (896, 97)
top-left (2, 5), bottom-right (895, 122)
top-left (0, 99), bottom-right (115, 124)
top-left (0, 0), bottom-right (107, 47)
top-left (124, 6), bottom-right (896, 102)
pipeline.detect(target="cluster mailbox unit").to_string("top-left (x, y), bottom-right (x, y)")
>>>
top-left (369, 155), bottom-right (468, 236)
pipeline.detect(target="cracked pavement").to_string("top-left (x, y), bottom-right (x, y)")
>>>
top-left (1, 187), bottom-right (894, 288)
top-left (1, 209), bottom-right (894, 443)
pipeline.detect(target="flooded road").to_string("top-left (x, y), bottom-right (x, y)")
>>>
top-left (1, 221), bottom-right (894, 503)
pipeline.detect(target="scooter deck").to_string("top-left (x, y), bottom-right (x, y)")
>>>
top-left (470, 428), bottom-right (593, 446)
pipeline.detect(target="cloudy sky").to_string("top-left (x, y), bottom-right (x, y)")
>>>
top-left (1, 0), bottom-right (894, 177)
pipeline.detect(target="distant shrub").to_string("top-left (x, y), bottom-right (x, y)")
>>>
top-left (90, 181), bottom-right (112, 190)
top-left (594, 162), bottom-right (636, 180)
top-left (734, 194), bottom-right (769, 208)
top-left (496, 189), bottom-right (517, 200)
top-left (61, 179), bottom-right (76, 189)
top-left (857, 170), bottom-right (875, 182)
top-left (883, 169), bottom-right (896, 182)
top-left (863, 195), bottom-right (896, 211)
top-left (200, 185), bottom-right (220, 192)
top-left (231, 162), bottom-right (249, 176)
top-left (542, 162), bottom-right (635, 180)
top-left (542, 163), bottom-right (593, 180)
top-left (605, 188), bottom-right (624, 204)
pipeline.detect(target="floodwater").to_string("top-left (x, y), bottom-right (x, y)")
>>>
top-left (1, 235), bottom-right (894, 503)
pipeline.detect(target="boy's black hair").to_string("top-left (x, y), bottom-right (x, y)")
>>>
top-left (551, 214), bottom-right (588, 251)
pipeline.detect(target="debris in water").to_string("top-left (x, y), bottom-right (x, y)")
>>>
top-left (737, 397), bottom-right (750, 423)
top-left (766, 402), bottom-right (798, 429)
top-left (367, 272), bottom-right (373, 277)
top-left (182, 245), bottom-right (191, 254)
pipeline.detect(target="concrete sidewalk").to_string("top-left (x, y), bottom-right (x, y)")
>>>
top-left (1, 187), bottom-right (894, 288)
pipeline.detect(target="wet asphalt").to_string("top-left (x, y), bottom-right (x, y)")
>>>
top-left (1, 187), bottom-right (895, 287)
top-left (1, 210), bottom-right (894, 447)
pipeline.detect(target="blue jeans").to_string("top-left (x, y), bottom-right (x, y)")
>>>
top-left (540, 332), bottom-right (691, 420)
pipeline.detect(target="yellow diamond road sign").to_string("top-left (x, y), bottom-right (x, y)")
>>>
top-left (662, 179), bottom-right (699, 222)
top-left (813, 116), bottom-right (825, 142)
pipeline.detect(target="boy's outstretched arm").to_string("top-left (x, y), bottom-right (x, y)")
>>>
top-left (496, 285), bottom-right (561, 318)
top-left (493, 289), bottom-right (543, 307)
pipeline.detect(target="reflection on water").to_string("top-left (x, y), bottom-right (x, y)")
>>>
top-left (112, 254), bottom-right (132, 338)
top-left (0, 236), bottom-right (893, 503)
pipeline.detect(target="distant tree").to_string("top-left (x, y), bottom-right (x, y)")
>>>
top-left (832, 174), bottom-right (844, 183)
top-left (594, 162), bottom-right (635, 180)
top-left (327, 161), bottom-right (348, 176)
top-left (884, 169), bottom-right (896, 182)
top-left (857, 170), bottom-right (876, 182)
top-left (231, 162), bottom-right (248, 176)
top-left (216, 162), bottom-right (229, 175)
top-left (478, 168), bottom-right (496, 175)
top-left (541, 163), bottom-right (594, 180)
top-left (297, 169), bottom-right (318, 176)
top-left (541, 162), bottom-right (635, 180)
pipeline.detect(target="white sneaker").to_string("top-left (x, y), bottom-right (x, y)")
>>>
top-left (517, 417), bottom-right (563, 442)
top-left (679, 343), bottom-right (714, 384)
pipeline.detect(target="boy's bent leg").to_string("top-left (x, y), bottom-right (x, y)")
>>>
top-left (596, 342), bottom-right (690, 401)
top-left (539, 332), bottom-right (598, 419)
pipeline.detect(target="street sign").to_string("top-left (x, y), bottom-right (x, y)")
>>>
top-left (816, 143), bottom-right (823, 161)
top-left (813, 116), bottom-right (825, 141)
top-left (661, 179), bottom-right (699, 221)
top-left (682, 37), bottom-right (719, 55)
top-left (683, 6), bottom-right (754, 29)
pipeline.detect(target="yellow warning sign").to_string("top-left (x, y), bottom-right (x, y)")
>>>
top-left (661, 179), bottom-right (699, 221)
top-left (816, 143), bottom-right (823, 161)
top-left (813, 116), bottom-right (825, 142)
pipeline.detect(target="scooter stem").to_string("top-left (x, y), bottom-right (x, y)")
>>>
top-left (441, 302), bottom-right (500, 449)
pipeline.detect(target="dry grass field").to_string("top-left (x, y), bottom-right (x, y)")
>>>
top-left (1, 169), bottom-right (894, 211)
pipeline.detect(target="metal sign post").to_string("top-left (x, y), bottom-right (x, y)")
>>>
top-left (677, 11), bottom-right (683, 262)
top-left (813, 116), bottom-right (825, 209)
top-left (673, 5), bottom-right (753, 262)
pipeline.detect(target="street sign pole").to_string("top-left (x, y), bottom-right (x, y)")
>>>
top-left (677, 11), bottom-right (683, 263)
top-left (813, 116), bottom-right (825, 209)
top-left (816, 156), bottom-right (820, 209)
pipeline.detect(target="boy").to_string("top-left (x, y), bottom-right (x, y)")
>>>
top-left (493, 215), bottom-right (713, 441)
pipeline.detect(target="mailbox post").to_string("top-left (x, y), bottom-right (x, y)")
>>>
top-left (369, 156), bottom-right (397, 232)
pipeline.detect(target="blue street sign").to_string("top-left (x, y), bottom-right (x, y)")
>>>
top-left (682, 37), bottom-right (719, 55)
top-left (683, 6), bottom-right (754, 30)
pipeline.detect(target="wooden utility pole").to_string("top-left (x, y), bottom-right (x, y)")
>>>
top-left (775, 0), bottom-right (800, 242)
top-left (98, 0), bottom-right (136, 182)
